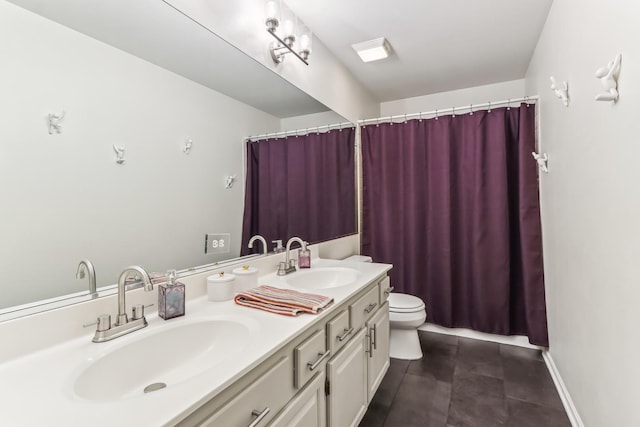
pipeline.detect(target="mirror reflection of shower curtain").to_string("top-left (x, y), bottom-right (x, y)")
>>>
top-left (241, 127), bottom-right (356, 255)
top-left (361, 105), bottom-right (549, 347)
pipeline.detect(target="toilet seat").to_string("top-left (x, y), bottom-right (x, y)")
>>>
top-left (388, 293), bottom-right (425, 313)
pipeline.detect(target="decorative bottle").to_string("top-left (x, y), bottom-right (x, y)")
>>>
top-left (158, 269), bottom-right (185, 320)
top-left (298, 247), bottom-right (311, 268)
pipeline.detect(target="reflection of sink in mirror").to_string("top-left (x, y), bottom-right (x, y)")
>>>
top-left (286, 267), bottom-right (361, 290)
top-left (73, 318), bottom-right (258, 401)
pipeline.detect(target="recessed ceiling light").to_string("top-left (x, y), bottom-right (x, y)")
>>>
top-left (352, 37), bottom-right (392, 63)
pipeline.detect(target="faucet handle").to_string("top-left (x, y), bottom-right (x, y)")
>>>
top-left (83, 314), bottom-right (111, 332)
top-left (132, 304), bottom-right (145, 320)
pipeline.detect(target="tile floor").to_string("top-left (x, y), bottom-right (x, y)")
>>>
top-left (359, 331), bottom-right (571, 427)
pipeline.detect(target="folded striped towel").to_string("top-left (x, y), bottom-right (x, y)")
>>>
top-left (234, 285), bottom-right (334, 317)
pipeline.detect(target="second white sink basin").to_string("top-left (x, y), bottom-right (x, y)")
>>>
top-left (286, 267), bottom-right (361, 290)
top-left (72, 316), bottom-right (259, 401)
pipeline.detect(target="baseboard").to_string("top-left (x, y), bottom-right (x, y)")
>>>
top-left (418, 323), bottom-right (583, 427)
top-left (542, 352), bottom-right (585, 427)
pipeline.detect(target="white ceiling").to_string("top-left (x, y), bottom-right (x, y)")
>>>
top-left (287, 0), bottom-right (554, 102)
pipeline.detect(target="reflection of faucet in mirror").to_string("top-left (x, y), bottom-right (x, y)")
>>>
top-left (277, 237), bottom-right (308, 276)
top-left (76, 259), bottom-right (97, 297)
top-left (91, 266), bottom-right (154, 343)
top-left (248, 235), bottom-right (268, 255)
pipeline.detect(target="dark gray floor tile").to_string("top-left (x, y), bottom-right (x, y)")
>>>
top-left (407, 332), bottom-right (458, 382)
top-left (503, 357), bottom-right (564, 410)
top-left (456, 337), bottom-right (504, 379)
top-left (506, 398), bottom-right (571, 427)
top-left (500, 344), bottom-right (544, 362)
top-left (451, 369), bottom-right (505, 399)
top-left (447, 370), bottom-right (508, 426)
top-left (358, 400), bottom-right (388, 427)
top-left (447, 391), bottom-right (508, 427)
top-left (372, 358), bottom-right (410, 408)
top-left (382, 373), bottom-right (451, 427)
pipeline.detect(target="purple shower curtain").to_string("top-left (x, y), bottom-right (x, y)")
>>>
top-left (361, 105), bottom-right (548, 347)
top-left (241, 128), bottom-right (356, 256)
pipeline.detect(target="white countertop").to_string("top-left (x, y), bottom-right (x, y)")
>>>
top-left (0, 258), bottom-right (391, 427)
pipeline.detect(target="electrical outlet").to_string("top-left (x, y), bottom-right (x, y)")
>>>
top-left (205, 233), bottom-right (230, 254)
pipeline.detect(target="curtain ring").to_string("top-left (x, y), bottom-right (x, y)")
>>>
top-left (435, 108), bottom-right (438, 120)
top-left (525, 96), bottom-right (530, 107)
top-left (339, 122), bottom-right (343, 132)
top-left (376, 117), bottom-right (380, 127)
top-left (469, 104), bottom-right (474, 116)
top-left (488, 101), bottom-right (492, 113)
top-left (452, 106), bottom-right (456, 118)
top-left (419, 111), bottom-right (423, 122)
top-left (507, 99), bottom-right (511, 110)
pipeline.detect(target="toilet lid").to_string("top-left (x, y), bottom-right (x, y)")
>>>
top-left (388, 293), bottom-right (425, 312)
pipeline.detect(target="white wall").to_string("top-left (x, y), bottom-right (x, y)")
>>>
top-left (525, 0), bottom-right (640, 425)
top-left (0, 2), bottom-right (280, 307)
top-left (380, 79), bottom-right (526, 116)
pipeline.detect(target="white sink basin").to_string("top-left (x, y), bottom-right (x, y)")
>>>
top-left (72, 317), bottom-right (258, 401)
top-left (286, 267), bottom-right (361, 290)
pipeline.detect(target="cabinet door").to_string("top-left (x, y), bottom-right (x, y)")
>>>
top-left (326, 328), bottom-right (368, 427)
top-left (366, 302), bottom-right (390, 402)
top-left (268, 372), bottom-right (326, 427)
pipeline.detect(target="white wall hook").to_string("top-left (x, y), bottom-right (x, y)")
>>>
top-left (183, 137), bottom-right (193, 154)
top-left (113, 144), bottom-right (126, 164)
top-left (224, 174), bottom-right (236, 189)
top-left (48, 111), bottom-right (65, 134)
top-left (532, 152), bottom-right (548, 173)
top-left (595, 53), bottom-right (622, 102)
top-left (550, 76), bottom-right (569, 106)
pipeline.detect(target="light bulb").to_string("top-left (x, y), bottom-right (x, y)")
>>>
top-left (265, 0), bottom-right (278, 19)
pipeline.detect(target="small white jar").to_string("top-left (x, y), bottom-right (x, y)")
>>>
top-left (232, 265), bottom-right (258, 292)
top-left (207, 272), bottom-right (235, 301)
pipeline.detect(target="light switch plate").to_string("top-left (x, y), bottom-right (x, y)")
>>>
top-left (205, 233), bottom-right (230, 254)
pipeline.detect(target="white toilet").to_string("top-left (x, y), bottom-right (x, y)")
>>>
top-left (343, 255), bottom-right (427, 360)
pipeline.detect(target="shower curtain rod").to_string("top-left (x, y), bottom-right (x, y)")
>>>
top-left (246, 121), bottom-right (355, 142)
top-left (358, 95), bottom-right (539, 125)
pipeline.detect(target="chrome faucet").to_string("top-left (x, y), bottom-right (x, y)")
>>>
top-left (76, 259), bottom-right (97, 297)
top-left (277, 237), bottom-right (308, 276)
top-left (248, 234), bottom-right (268, 255)
top-left (91, 265), bottom-right (154, 343)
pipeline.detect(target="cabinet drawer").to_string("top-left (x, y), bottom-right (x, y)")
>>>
top-left (327, 310), bottom-right (352, 355)
top-left (201, 356), bottom-right (292, 427)
top-left (349, 285), bottom-right (379, 333)
top-left (378, 276), bottom-right (392, 303)
top-left (295, 329), bottom-right (329, 389)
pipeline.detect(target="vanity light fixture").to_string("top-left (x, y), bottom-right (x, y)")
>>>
top-left (352, 37), bottom-right (392, 63)
top-left (265, 0), bottom-right (312, 65)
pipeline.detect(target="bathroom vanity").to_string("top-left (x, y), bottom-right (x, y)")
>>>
top-left (0, 257), bottom-right (391, 427)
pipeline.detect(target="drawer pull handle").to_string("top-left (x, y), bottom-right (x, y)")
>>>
top-left (307, 350), bottom-right (331, 371)
top-left (248, 407), bottom-right (270, 427)
top-left (384, 286), bottom-right (394, 295)
top-left (366, 330), bottom-right (374, 357)
top-left (364, 302), bottom-right (378, 314)
top-left (337, 327), bottom-right (354, 342)
top-left (371, 324), bottom-right (377, 350)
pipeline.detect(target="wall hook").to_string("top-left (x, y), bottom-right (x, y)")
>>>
top-left (595, 53), bottom-right (622, 102)
top-left (113, 144), bottom-right (126, 164)
top-left (183, 137), bottom-right (193, 154)
top-left (48, 111), bottom-right (65, 134)
top-left (532, 152), bottom-right (548, 173)
top-left (224, 174), bottom-right (236, 189)
top-left (550, 76), bottom-right (569, 106)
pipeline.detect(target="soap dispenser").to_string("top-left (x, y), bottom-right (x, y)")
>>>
top-left (298, 242), bottom-right (311, 269)
top-left (158, 269), bottom-right (185, 320)
top-left (272, 239), bottom-right (285, 253)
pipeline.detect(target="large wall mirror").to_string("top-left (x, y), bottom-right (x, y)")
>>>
top-left (0, 0), bottom-right (354, 317)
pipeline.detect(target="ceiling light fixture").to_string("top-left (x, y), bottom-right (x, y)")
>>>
top-left (352, 37), bottom-right (392, 63)
top-left (265, 0), bottom-right (312, 65)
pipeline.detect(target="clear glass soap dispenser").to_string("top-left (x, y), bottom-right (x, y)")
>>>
top-left (158, 269), bottom-right (185, 320)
